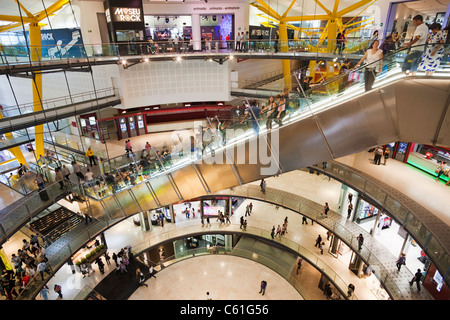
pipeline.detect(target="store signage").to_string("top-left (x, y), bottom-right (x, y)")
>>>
top-left (109, 7), bottom-right (143, 22)
top-left (193, 6), bottom-right (240, 11)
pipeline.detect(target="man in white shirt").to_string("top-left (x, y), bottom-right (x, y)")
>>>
top-left (85, 168), bottom-right (94, 187)
top-left (401, 15), bottom-right (429, 75)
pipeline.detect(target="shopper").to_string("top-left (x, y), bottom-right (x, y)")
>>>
top-left (85, 168), bottom-right (94, 188)
top-left (149, 265), bottom-right (157, 279)
top-left (315, 235), bottom-right (322, 247)
top-left (347, 202), bottom-right (354, 219)
top-left (409, 269), bottom-right (422, 292)
top-left (296, 258), bottom-right (302, 274)
top-left (240, 101), bottom-right (261, 135)
top-left (259, 280), bottom-right (267, 295)
top-left (85, 147), bottom-right (97, 166)
top-left (36, 261), bottom-right (51, 281)
top-left (357, 234), bottom-right (364, 251)
top-left (136, 268), bottom-right (148, 287)
top-left (72, 161), bottom-right (84, 181)
top-left (260, 178), bottom-right (266, 193)
top-left (39, 285), bottom-right (49, 300)
top-left (383, 148), bottom-right (390, 165)
top-left (270, 226), bottom-right (275, 239)
top-left (353, 39), bottom-right (383, 91)
top-left (62, 165), bottom-right (71, 180)
top-left (347, 283), bottom-right (355, 297)
top-left (436, 161), bottom-right (447, 181)
top-left (396, 253), bottom-right (406, 271)
top-left (400, 15), bottom-right (429, 75)
top-left (55, 168), bottom-right (64, 190)
top-left (235, 32), bottom-right (241, 52)
top-left (54, 284), bottom-right (63, 299)
top-left (323, 202), bottom-right (330, 217)
top-left (418, 23), bottom-right (446, 75)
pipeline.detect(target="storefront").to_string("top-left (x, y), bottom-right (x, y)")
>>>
top-left (79, 113), bottom-right (100, 139)
top-left (144, 14), bottom-right (235, 49)
top-left (104, 0), bottom-right (145, 55)
top-left (407, 144), bottom-right (450, 183)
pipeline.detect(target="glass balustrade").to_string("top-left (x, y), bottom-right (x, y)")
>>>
top-left (0, 39), bottom-right (371, 66)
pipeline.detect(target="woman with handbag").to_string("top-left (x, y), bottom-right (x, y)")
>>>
top-left (353, 39), bottom-right (383, 92)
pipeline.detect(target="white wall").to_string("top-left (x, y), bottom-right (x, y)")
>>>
top-left (118, 59), bottom-right (231, 108)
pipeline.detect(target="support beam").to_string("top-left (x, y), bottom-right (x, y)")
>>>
top-left (29, 22), bottom-right (45, 160)
top-left (278, 21), bottom-right (291, 91)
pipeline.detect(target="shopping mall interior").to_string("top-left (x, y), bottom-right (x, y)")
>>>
top-left (0, 0), bottom-right (449, 305)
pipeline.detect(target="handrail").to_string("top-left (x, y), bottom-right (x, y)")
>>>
top-left (309, 161), bottom-right (450, 285)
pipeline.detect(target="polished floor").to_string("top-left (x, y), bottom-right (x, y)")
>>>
top-left (1, 130), bottom-right (447, 300)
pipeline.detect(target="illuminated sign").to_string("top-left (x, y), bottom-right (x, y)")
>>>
top-left (111, 7), bottom-right (143, 22)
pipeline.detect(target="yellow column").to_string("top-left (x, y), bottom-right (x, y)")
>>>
top-left (29, 22), bottom-right (45, 159)
top-left (278, 21), bottom-right (291, 91)
top-left (327, 19), bottom-right (337, 53)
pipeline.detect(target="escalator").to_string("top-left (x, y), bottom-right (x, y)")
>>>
top-left (89, 44), bottom-right (450, 220)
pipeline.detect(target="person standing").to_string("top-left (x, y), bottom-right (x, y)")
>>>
top-left (357, 234), bottom-right (364, 251)
top-left (243, 219), bottom-right (247, 231)
top-left (353, 39), bottom-right (383, 91)
top-left (396, 253), bottom-right (406, 271)
top-left (323, 202), bottom-right (330, 217)
top-left (39, 285), bottom-right (49, 300)
top-left (436, 161), bottom-right (447, 181)
top-left (235, 32), bottom-right (241, 52)
top-left (400, 15), bottom-right (429, 75)
top-left (347, 202), bottom-right (353, 219)
top-left (240, 100), bottom-right (261, 136)
top-left (260, 178), bottom-right (266, 193)
top-left (383, 148), bottom-right (390, 165)
top-left (259, 280), bottom-right (267, 295)
top-left (296, 258), bottom-right (302, 274)
top-left (242, 31), bottom-right (249, 52)
top-left (245, 204), bottom-right (250, 217)
top-left (409, 269), bottom-right (422, 292)
top-left (149, 265), bottom-right (157, 279)
top-left (226, 34), bottom-right (232, 51)
top-left (85, 147), bottom-right (97, 166)
top-left (54, 284), bottom-right (63, 299)
top-left (61, 165), bottom-right (71, 181)
top-left (136, 268), bottom-right (148, 287)
top-left (72, 161), bottom-right (84, 180)
top-left (418, 23), bottom-right (446, 75)
top-left (112, 252), bottom-right (118, 267)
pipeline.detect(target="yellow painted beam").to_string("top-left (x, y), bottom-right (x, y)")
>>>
top-left (254, 0), bottom-right (282, 20)
top-left (282, 0), bottom-right (297, 18)
top-left (15, 0), bottom-right (35, 19)
top-left (282, 15), bottom-right (330, 22)
top-left (313, 0), bottom-right (333, 16)
top-left (333, 0), bottom-right (341, 15)
top-left (0, 15), bottom-right (35, 23)
top-left (0, 112), bottom-right (27, 165)
top-left (278, 21), bottom-right (291, 91)
top-left (34, 0), bottom-right (69, 22)
top-left (337, 0), bottom-right (373, 17)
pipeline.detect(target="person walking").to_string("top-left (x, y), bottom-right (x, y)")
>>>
top-left (259, 280), bottom-right (267, 295)
top-left (260, 178), bottom-right (266, 193)
top-left (270, 226), bottom-right (275, 239)
top-left (243, 219), bottom-right (247, 231)
top-left (409, 269), bottom-right (422, 292)
top-left (396, 253), bottom-right (406, 271)
top-left (347, 202), bottom-right (353, 219)
top-left (245, 204), bottom-right (250, 217)
top-left (39, 285), bottom-right (49, 300)
top-left (353, 39), bottom-right (383, 91)
top-left (136, 268), bottom-right (148, 287)
top-left (85, 147), bottom-right (97, 166)
top-left (104, 252), bottom-right (111, 265)
top-left (72, 161), bottom-right (84, 181)
top-left (55, 168), bottom-right (65, 190)
top-left (240, 216), bottom-right (244, 229)
top-left (112, 252), bottom-right (118, 267)
top-left (296, 258), bottom-right (302, 274)
top-left (62, 165), bottom-right (71, 181)
top-left (315, 235), bottom-right (322, 247)
top-left (383, 148), bottom-right (390, 165)
top-left (54, 284), bottom-right (63, 299)
top-left (323, 202), bottom-right (329, 217)
top-left (36, 261), bottom-right (51, 281)
top-left (357, 234), bottom-right (364, 251)
top-left (149, 265), bottom-right (157, 279)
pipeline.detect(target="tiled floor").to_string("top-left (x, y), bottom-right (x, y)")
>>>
top-left (1, 132), bottom-right (446, 300)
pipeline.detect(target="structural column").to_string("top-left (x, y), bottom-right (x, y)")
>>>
top-left (191, 13), bottom-right (202, 52)
top-left (278, 21), bottom-right (291, 91)
top-left (29, 22), bottom-right (45, 159)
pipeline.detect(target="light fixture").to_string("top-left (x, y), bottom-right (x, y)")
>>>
top-left (144, 57), bottom-right (149, 62)
top-left (121, 59), bottom-right (127, 65)
top-left (177, 56), bottom-right (182, 62)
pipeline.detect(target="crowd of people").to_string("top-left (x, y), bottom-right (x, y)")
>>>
top-left (1, 234), bottom-right (48, 300)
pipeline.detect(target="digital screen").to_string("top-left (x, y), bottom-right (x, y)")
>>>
top-left (203, 206), bottom-right (225, 216)
top-left (129, 122), bottom-right (135, 130)
top-left (120, 123), bottom-right (127, 132)
top-left (398, 142), bottom-right (408, 154)
top-left (138, 120), bottom-right (144, 129)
